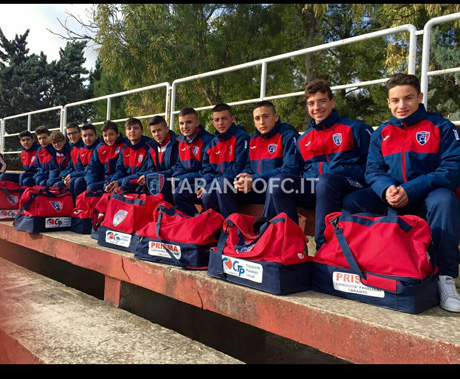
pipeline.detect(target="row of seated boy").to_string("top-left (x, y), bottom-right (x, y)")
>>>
top-left (0, 74), bottom-right (459, 314)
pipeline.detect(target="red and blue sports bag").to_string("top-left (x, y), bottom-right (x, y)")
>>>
top-left (134, 202), bottom-right (224, 269)
top-left (97, 190), bottom-right (165, 252)
top-left (207, 212), bottom-right (311, 295)
top-left (308, 209), bottom-right (439, 314)
top-left (0, 181), bottom-right (27, 219)
top-left (71, 189), bottom-right (105, 234)
top-left (14, 186), bottom-right (74, 232)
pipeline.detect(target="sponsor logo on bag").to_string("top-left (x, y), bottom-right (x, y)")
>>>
top-left (0, 210), bottom-right (18, 218)
top-left (50, 201), bottom-right (63, 212)
top-left (105, 230), bottom-right (132, 247)
top-left (45, 217), bottom-right (71, 228)
top-left (332, 272), bottom-right (384, 298)
top-left (7, 195), bottom-right (18, 205)
top-left (113, 210), bottom-right (128, 227)
top-left (222, 255), bottom-right (263, 283)
top-left (148, 241), bottom-right (181, 259)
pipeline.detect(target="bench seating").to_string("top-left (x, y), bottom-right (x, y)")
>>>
top-left (0, 256), bottom-right (242, 364)
top-left (1, 221), bottom-right (460, 364)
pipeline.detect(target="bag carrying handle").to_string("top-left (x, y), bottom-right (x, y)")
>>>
top-left (14, 186), bottom-right (71, 225)
top-left (330, 212), bottom-right (437, 292)
top-left (155, 207), bottom-right (188, 269)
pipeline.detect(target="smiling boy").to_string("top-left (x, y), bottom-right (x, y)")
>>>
top-left (85, 121), bottom-right (126, 192)
top-left (264, 79), bottom-right (374, 250)
top-left (0, 131), bottom-right (39, 186)
top-left (105, 118), bottom-right (151, 193)
top-left (343, 73), bottom-right (460, 312)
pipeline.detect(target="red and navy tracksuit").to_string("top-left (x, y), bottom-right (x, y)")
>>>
top-left (264, 109), bottom-right (374, 249)
top-left (343, 104), bottom-right (460, 278)
top-left (33, 144), bottom-right (56, 186)
top-left (216, 119), bottom-right (300, 218)
top-left (66, 138), bottom-right (101, 200)
top-left (139, 130), bottom-right (179, 202)
top-left (70, 139), bottom-right (84, 170)
top-left (47, 142), bottom-right (74, 188)
top-left (0, 141), bottom-right (39, 186)
top-left (172, 125), bottom-right (214, 216)
top-left (110, 135), bottom-right (151, 189)
top-left (200, 123), bottom-right (250, 216)
top-left (85, 135), bottom-right (127, 191)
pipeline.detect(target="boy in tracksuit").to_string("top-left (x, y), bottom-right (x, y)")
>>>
top-left (64, 123), bottom-right (100, 201)
top-left (65, 122), bottom-right (84, 170)
top-left (46, 131), bottom-right (73, 188)
top-left (0, 130), bottom-right (39, 186)
top-left (264, 79), bottom-right (374, 250)
top-left (218, 100), bottom-right (300, 218)
top-left (135, 116), bottom-right (179, 203)
top-left (105, 118), bottom-right (151, 193)
top-left (33, 126), bottom-right (56, 186)
top-left (342, 73), bottom-right (460, 312)
top-left (171, 107), bottom-right (213, 216)
top-left (198, 103), bottom-right (250, 217)
top-left (86, 121), bottom-right (126, 191)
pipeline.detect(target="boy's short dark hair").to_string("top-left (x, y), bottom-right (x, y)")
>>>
top-left (49, 130), bottom-right (66, 143)
top-left (305, 79), bottom-right (334, 100)
top-left (18, 130), bottom-right (33, 140)
top-left (179, 108), bottom-right (197, 117)
top-left (81, 123), bottom-right (97, 134)
top-left (102, 120), bottom-right (119, 133)
top-left (254, 100), bottom-right (276, 114)
top-left (385, 73), bottom-right (421, 95)
top-left (125, 117), bottom-right (143, 129)
top-left (212, 103), bottom-right (233, 116)
top-left (65, 122), bottom-right (80, 131)
top-left (148, 116), bottom-right (168, 128)
top-left (35, 125), bottom-right (50, 136)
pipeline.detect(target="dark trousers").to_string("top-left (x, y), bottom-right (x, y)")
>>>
top-left (264, 173), bottom-right (364, 249)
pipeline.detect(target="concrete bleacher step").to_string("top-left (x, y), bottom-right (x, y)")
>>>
top-left (0, 257), bottom-right (243, 364)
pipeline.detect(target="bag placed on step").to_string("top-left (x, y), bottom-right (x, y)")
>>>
top-left (0, 181), bottom-right (27, 219)
top-left (14, 186), bottom-right (74, 232)
top-left (97, 190), bottom-right (164, 252)
top-left (71, 189), bottom-right (105, 234)
top-left (308, 209), bottom-right (439, 314)
top-left (134, 202), bottom-right (224, 269)
top-left (207, 212), bottom-right (311, 295)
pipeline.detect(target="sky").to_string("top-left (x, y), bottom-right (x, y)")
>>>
top-left (0, 4), bottom-right (98, 72)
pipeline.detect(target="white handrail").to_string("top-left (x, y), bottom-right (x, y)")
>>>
top-left (420, 12), bottom-right (460, 107)
top-left (169, 24), bottom-right (417, 129)
top-left (62, 82), bottom-right (171, 130)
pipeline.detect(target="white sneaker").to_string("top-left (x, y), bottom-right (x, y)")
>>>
top-left (438, 275), bottom-right (460, 312)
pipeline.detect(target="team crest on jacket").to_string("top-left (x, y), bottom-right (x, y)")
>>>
top-left (193, 146), bottom-right (199, 155)
top-left (50, 201), bottom-right (63, 212)
top-left (332, 133), bottom-right (342, 146)
top-left (416, 131), bottom-right (430, 145)
top-left (113, 210), bottom-right (128, 227)
top-left (138, 154), bottom-right (144, 163)
top-left (268, 144), bottom-right (277, 154)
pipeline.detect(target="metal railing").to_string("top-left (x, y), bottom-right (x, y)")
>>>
top-left (1, 106), bottom-right (63, 155)
top-left (169, 24), bottom-right (418, 130)
top-left (1, 15), bottom-right (459, 154)
top-left (62, 82), bottom-right (171, 129)
top-left (420, 12), bottom-right (460, 126)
